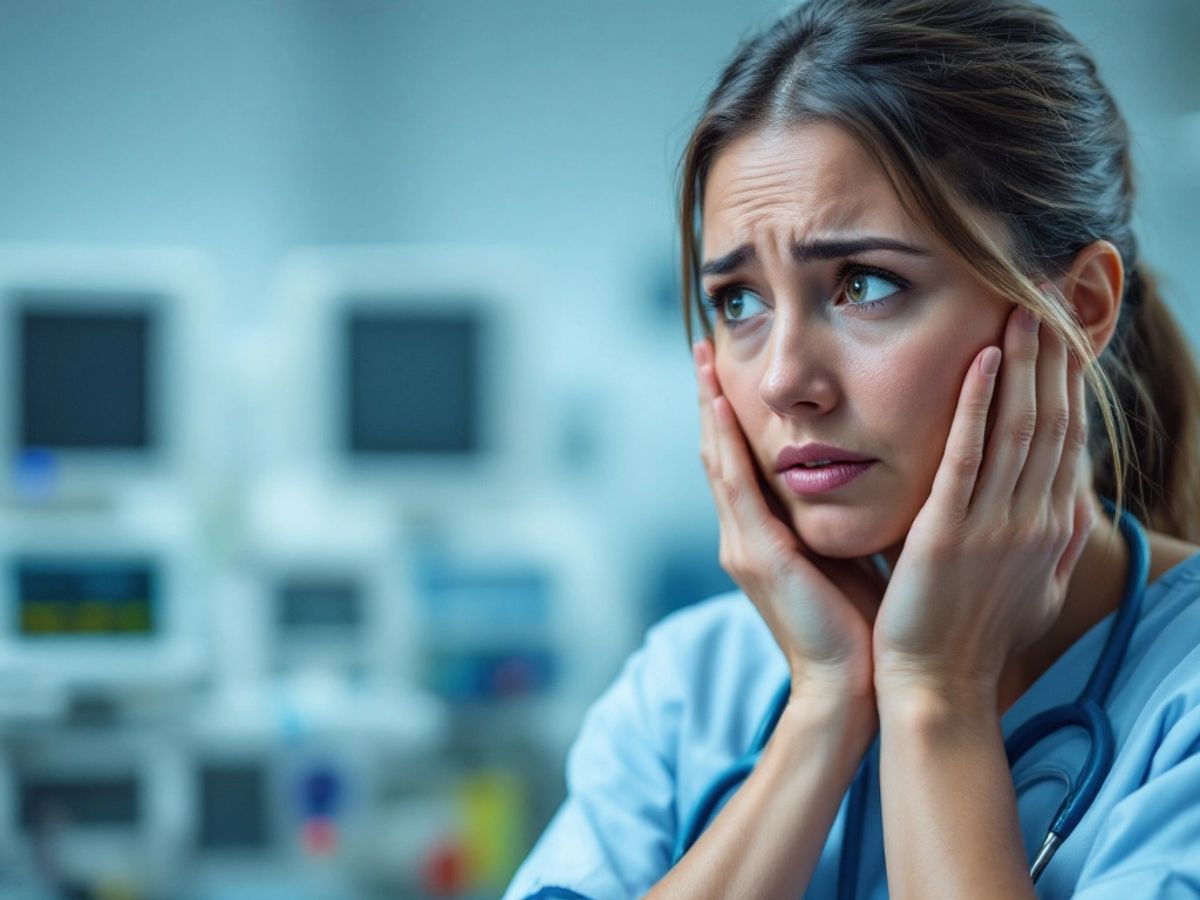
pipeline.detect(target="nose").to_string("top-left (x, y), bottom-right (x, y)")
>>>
top-left (758, 306), bottom-right (837, 416)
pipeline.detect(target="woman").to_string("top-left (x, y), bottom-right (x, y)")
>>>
top-left (505, 0), bottom-right (1200, 897)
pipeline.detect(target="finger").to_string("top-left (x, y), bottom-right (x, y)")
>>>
top-left (1050, 344), bottom-right (1090, 514)
top-left (1013, 323), bottom-right (1069, 514)
top-left (710, 392), bottom-right (790, 548)
top-left (973, 304), bottom-right (1041, 512)
top-left (702, 348), bottom-right (801, 562)
top-left (1055, 478), bottom-right (1095, 586)
top-left (927, 343), bottom-right (1001, 519)
top-left (698, 344), bottom-right (799, 530)
top-left (695, 344), bottom-right (737, 528)
top-left (753, 448), bottom-right (796, 526)
top-left (694, 341), bottom-right (719, 480)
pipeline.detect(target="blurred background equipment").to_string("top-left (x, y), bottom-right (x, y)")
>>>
top-left (0, 246), bottom-right (220, 507)
top-left (270, 245), bottom-right (549, 509)
top-left (0, 506), bottom-right (206, 712)
top-left (0, 1), bottom-right (1194, 897)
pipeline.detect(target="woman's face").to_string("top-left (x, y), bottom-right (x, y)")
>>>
top-left (700, 121), bottom-right (1014, 565)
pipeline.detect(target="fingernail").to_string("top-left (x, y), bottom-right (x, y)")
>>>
top-left (1020, 307), bottom-right (1040, 331)
top-left (981, 347), bottom-right (1001, 376)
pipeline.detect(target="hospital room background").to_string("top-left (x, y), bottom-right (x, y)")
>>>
top-left (0, 1), bottom-right (1194, 898)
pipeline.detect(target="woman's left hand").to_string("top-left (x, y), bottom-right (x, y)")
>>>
top-left (872, 304), bottom-right (1097, 703)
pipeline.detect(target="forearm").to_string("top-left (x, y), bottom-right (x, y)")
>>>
top-left (647, 693), bottom-right (877, 900)
top-left (876, 686), bottom-right (1036, 900)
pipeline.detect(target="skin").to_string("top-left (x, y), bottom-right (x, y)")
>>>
top-left (695, 120), bottom-right (1200, 714)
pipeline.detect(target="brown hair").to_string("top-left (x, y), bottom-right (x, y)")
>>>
top-left (678, 0), bottom-right (1200, 542)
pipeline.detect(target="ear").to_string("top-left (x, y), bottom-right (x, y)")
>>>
top-left (1050, 239), bottom-right (1125, 357)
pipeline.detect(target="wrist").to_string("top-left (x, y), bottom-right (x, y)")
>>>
top-left (789, 658), bottom-right (875, 706)
top-left (875, 675), bottom-right (995, 728)
top-left (784, 681), bottom-right (878, 741)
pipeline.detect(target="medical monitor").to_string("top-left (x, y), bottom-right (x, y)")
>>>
top-left (275, 246), bottom-right (549, 506)
top-left (20, 302), bottom-right (154, 452)
top-left (0, 509), bottom-right (205, 701)
top-left (343, 306), bottom-right (481, 457)
top-left (272, 569), bottom-right (370, 677)
top-left (16, 556), bottom-right (158, 639)
top-left (0, 731), bottom-right (189, 891)
top-left (257, 550), bottom-right (411, 683)
top-left (399, 499), bottom-right (631, 737)
top-left (0, 246), bottom-right (217, 502)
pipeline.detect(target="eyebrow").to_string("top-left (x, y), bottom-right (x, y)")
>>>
top-left (700, 237), bottom-right (932, 277)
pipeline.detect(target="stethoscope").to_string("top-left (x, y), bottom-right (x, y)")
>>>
top-left (673, 497), bottom-right (1149, 898)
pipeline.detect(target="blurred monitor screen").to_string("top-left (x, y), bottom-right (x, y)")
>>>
top-left (15, 558), bottom-right (157, 637)
top-left (18, 295), bottom-right (156, 451)
top-left (277, 575), bottom-right (362, 632)
top-left (198, 762), bottom-right (270, 851)
top-left (19, 776), bottom-right (140, 829)
top-left (343, 305), bottom-right (480, 456)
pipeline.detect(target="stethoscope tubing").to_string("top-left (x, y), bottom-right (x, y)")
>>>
top-left (1003, 497), bottom-right (1148, 871)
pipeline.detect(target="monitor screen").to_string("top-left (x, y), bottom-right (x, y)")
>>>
top-left (15, 557), bottom-right (158, 637)
top-left (343, 305), bottom-right (480, 456)
top-left (17, 295), bottom-right (156, 451)
top-left (198, 762), bottom-right (271, 851)
top-left (19, 776), bottom-right (140, 829)
top-left (277, 575), bottom-right (362, 632)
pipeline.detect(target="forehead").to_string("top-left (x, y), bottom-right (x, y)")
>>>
top-left (701, 121), bottom-right (927, 257)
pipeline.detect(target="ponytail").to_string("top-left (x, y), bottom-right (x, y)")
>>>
top-left (1092, 263), bottom-right (1200, 542)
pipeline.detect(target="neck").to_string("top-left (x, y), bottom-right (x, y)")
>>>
top-left (997, 492), bottom-right (1129, 714)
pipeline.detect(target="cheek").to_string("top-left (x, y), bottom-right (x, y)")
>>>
top-left (715, 356), bottom-right (762, 417)
top-left (864, 340), bottom-right (973, 478)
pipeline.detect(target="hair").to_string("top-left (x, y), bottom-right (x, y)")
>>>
top-left (678, 0), bottom-right (1200, 543)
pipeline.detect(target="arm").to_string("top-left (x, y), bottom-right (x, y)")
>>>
top-left (876, 685), bottom-right (1036, 900)
top-left (867, 306), bottom-right (1091, 898)
top-left (646, 690), bottom-right (877, 900)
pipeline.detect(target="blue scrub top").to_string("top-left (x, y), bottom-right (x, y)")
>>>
top-left (503, 552), bottom-right (1200, 899)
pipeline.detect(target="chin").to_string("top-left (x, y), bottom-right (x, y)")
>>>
top-left (788, 502), bottom-right (904, 560)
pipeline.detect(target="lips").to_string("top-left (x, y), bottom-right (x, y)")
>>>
top-left (775, 442), bottom-right (875, 472)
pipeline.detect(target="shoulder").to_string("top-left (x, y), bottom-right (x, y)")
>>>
top-left (1113, 551), bottom-right (1200, 767)
top-left (568, 589), bottom-right (785, 754)
top-left (1134, 547), bottom-right (1200, 678)
top-left (637, 590), bottom-right (787, 705)
top-left (643, 589), bottom-right (775, 660)
top-left (592, 589), bottom-right (777, 707)
top-left (597, 590), bottom-right (789, 763)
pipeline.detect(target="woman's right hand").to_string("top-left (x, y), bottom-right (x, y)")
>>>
top-left (695, 338), bottom-right (885, 707)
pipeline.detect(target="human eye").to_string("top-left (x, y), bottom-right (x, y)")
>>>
top-left (836, 263), bottom-right (910, 311)
top-left (701, 285), bottom-right (768, 330)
